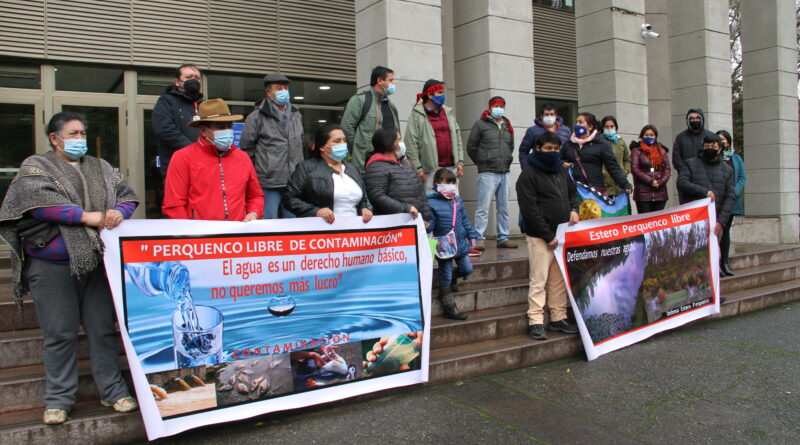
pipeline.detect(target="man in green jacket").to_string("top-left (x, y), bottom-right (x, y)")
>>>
top-left (404, 79), bottom-right (464, 191)
top-left (340, 66), bottom-right (400, 173)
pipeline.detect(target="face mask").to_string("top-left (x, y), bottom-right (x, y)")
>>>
top-left (211, 129), bottom-right (234, 151)
top-left (688, 120), bottom-right (702, 131)
top-left (491, 107), bottom-right (504, 119)
top-left (384, 83), bottom-right (396, 96)
top-left (700, 148), bottom-right (718, 162)
top-left (574, 125), bottom-right (587, 137)
top-left (431, 94), bottom-right (446, 108)
top-left (643, 137), bottom-right (656, 146)
top-left (274, 89), bottom-right (290, 105)
top-left (60, 137), bottom-right (88, 160)
top-left (531, 150), bottom-right (562, 173)
top-left (436, 183), bottom-right (457, 200)
top-left (542, 115), bottom-right (556, 126)
top-left (328, 143), bottom-right (348, 162)
top-left (721, 148), bottom-right (733, 161)
top-left (396, 141), bottom-right (407, 158)
top-left (603, 129), bottom-right (616, 138)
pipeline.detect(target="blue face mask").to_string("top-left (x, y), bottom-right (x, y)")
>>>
top-left (491, 107), bottom-right (505, 119)
top-left (384, 83), bottom-right (396, 96)
top-left (603, 129), bottom-right (616, 138)
top-left (328, 143), bottom-right (348, 162)
top-left (642, 137), bottom-right (657, 146)
top-left (274, 89), bottom-right (290, 105)
top-left (60, 138), bottom-right (88, 160)
top-left (431, 94), bottom-right (446, 108)
top-left (212, 129), bottom-right (235, 151)
top-left (574, 125), bottom-right (587, 137)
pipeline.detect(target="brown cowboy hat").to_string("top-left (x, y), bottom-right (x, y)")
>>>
top-left (187, 98), bottom-right (243, 127)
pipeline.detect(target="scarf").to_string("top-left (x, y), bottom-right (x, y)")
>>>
top-left (529, 150), bottom-right (562, 173)
top-left (480, 111), bottom-right (514, 135)
top-left (570, 129), bottom-right (597, 147)
top-left (639, 141), bottom-right (663, 170)
top-left (0, 151), bottom-right (138, 309)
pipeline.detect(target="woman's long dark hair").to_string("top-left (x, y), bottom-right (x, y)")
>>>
top-left (577, 112), bottom-right (599, 133)
top-left (309, 123), bottom-right (343, 159)
top-left (365, 128), bottom-right (400, 167)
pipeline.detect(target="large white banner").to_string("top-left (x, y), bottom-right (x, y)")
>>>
top-left (555, 199), bottom-right (721, 360)
top-left (101, 215), bottom-right (432, 440)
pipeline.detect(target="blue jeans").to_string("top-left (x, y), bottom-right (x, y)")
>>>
top-left (262, 187), bottom-right (295, 219)
top-left (437, 254), bottom-right (473, 289)
top-left (474, 172), bottom-right (510, 242)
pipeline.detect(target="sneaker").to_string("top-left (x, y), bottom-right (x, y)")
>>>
top-left (497, 240), bottom-right (519, 249)
top-left (549, 319), bottom-right (578, 334)
top-left (43, 408), bottom-right (68, 425)
top-left (468, 248), bottom-right (481, 257)
top-left (474, 241), bottom-right (485, 251)
top-left (101, 396), bottom-right (139, 413)
top-left (528, 324), bottom-right (547, 340)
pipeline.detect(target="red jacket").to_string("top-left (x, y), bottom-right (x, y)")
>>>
top-left (163, 137), bottom-right (264, 220)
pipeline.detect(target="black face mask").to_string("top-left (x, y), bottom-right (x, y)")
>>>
top-left (531, 150), bottom-right (562, 173)
top-left (688, 120), bottom-right (702, 132)
top-left (182, 79), bottom-right (202, 99)
top-left (700, 148), bottom-right (718, 162)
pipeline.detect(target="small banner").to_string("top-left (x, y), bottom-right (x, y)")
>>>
top-left (101, 215), bottom-right (432, 440)
top-left (554, 199), bottom-right (720, 361)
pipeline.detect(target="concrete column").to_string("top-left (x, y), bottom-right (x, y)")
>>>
top-left (645, 0), bottom-right (671, 138)
top-left (667, 0), bottom-right (732, 138)
top-left (740, 0), bottom-right (799, 243)
top-left (355, 0), bottom-right (443, 133)
top-left (451, 0), bottom-right (535, 238)
top-left (574, 0), bottom-right (649, 144)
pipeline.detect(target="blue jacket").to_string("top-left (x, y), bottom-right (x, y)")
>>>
top-left (518, 116), bottom-right (572, 167)
top-left (727, 153), bottom-right (746, 215)
top-left (427, 193), bottom-right (480, 258)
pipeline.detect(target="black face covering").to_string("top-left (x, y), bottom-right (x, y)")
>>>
top-left (688, 120), bottom-right (702, 132)
top-left (700, 148), bottom-right (718, 162)
top-left (183, 79), bottom-right (202, 100)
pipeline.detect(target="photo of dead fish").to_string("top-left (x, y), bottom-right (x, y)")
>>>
top-left (361, 332), bottom-right (422, 378)
top-left (290, 342), bottom-right (363, 391)
top-left (211, 355), bottom-right (293, 408)
top-left (147, 366), bottom-right (217, 418)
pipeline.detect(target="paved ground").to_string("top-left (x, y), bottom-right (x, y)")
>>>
top-left (147, 301), bottom-right (799, 445)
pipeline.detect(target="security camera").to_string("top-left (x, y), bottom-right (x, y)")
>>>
top-left (641, 23), bottom-right (660, 38)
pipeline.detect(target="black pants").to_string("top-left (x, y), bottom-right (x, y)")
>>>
top-left (635, 200), bottom-right (667, 214)
top-left (720, 215), bottom-right (735, 265)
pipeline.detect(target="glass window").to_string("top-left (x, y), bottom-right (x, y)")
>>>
top-left (138, 70), bottom-right (174, 96)
top-left (55, 65), bottom-right (124, 94)
top-left (0, 63), bottom-right (40, 89)
top-left (61, 105), bottom-right (120, 168)
top-left (535, 98), bottom-right (577, 128)
top-left (207, 74), bottom-right (356, 107)
top-left (0, 103), bottom-right (36, 201)
top-left (532, 0), bottom-right (574, 12)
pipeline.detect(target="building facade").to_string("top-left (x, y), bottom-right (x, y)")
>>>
top-left (0, 0), bottom-right (796, 243)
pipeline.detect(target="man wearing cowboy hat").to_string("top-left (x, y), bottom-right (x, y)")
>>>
top-left (163, 98), bottom-right (264, 221)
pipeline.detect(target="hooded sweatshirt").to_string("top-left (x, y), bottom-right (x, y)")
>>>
top-left (672, 108), bottom-right (715, 173)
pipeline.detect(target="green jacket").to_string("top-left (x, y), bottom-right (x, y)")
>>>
top-left (404, 104), bottom-right (463, 173)
top-left (602, 136), bottom-right (631, 196)
top-left (340, 89), bottom-right (400, 173)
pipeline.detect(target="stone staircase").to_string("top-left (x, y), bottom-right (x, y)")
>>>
top-left (0, 243), bottom-right (798, 444)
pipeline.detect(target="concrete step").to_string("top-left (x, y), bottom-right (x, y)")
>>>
top-left (727, 244), bottom-right (799, 270)
top-left (720, 259), bottom-right (800, 294)
top-left (0, 400), bottom-right (144, 445)
top-left (0, 328), bottom-right (123, 370)
top-left (0, 358), bottom-right (130, 415)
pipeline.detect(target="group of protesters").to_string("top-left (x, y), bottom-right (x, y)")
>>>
top-left (0, 63), bottom-right (746, 425)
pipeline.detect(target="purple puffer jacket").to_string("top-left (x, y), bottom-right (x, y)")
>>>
top-left (630, 140), bottom-right (671, 202)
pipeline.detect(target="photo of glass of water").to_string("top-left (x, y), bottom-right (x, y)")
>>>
top-left (172, 305), bottom-right (224, 368)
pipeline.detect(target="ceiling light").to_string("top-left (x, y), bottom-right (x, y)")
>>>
top-left (318, 119), bottom-right (327, 123)
top-left (318, 85), bottom-right (331, 90)
top-left (294, 96), bottom-right (304, 100)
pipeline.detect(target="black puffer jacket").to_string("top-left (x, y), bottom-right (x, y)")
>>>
top-left (466, 114), bottom-right (514, 173)
top-left (152, 86), bottom-right (201, 175)
top-left (676, 153), bottom-right (735, 226)
top-left (516, 164), bottom-right (579, 243)
top-left (561, 133), bottom-right (631, 191)
top-left (672, 108), bottom-right (715, 173)
top-left (282, 158), bottom-right (371, 217)
top-left (364, 154), bottom-right (432, 221)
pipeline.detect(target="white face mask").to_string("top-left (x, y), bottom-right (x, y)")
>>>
top-left (542, 115), bottom-right (556, 126)
top-left (396, 141), bottom-right (407, 158)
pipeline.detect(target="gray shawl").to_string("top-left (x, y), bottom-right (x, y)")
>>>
top-left (0, 151), bottom-right (139, 309)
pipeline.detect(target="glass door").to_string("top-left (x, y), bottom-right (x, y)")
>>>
top-left (56, 104), bottom-right (123, 169)
top-left (139, 104), bottom-right (162, 218)
top-left (0, 103), bottom-right (37, 201)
